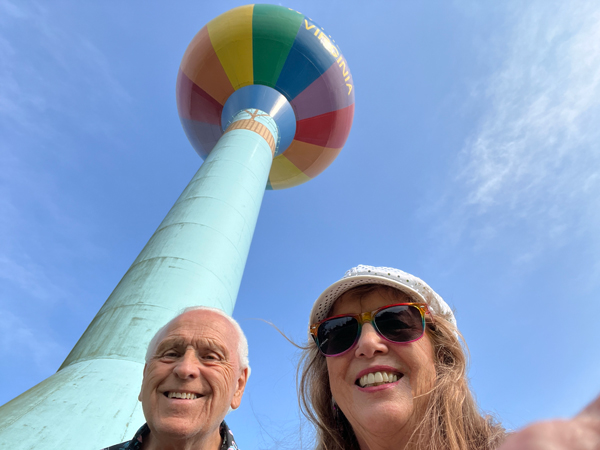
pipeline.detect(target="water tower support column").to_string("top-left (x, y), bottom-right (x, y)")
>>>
top-left (0, 108), bottom-right (278, 446)
top-left (0, 4), bottom-right (356, 447)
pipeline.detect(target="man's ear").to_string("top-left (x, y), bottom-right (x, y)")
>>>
top-left (138, 363), bottom-right (148, 402)
top-left (230, 367), bottom-right (249, 410)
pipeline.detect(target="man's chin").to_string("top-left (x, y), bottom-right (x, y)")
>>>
top-left (148, 418), bottom-right (223, 449)
top-left (151, 417), bottom-right (204, 437)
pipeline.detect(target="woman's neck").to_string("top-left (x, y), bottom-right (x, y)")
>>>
top-left (356, 433), bottom-right (410, 450)
top-left (352, 421), bottom-right (415, 450)
top-left (349, 410), bottom-right (425, 450)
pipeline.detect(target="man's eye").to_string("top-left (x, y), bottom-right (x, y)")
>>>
top-left (202, 353), bottom-right (221, 361)
top-left (162, 351), bottom-right (179, 358)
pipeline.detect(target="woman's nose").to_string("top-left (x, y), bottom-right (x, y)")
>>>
top-left (173, 350), bottom-right (200, 379)
top-left (354, 323), bottom-right (388, 358)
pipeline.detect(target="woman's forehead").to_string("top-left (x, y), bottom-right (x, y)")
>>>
top-left (330, 286), bottom-right (412, 316)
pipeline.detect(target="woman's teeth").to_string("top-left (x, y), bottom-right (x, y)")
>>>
top-left (358, 371), bottom-right (400, 387)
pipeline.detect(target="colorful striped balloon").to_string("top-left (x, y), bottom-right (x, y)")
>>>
top-left (177, 4), bottom-right (355, 190)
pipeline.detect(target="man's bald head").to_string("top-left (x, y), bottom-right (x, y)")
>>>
top-left (145, 307), bottom-right (250, 376)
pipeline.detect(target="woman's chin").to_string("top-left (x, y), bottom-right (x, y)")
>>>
top-left (350, 409), bottom-right (413, 443)
top-left (346, 392), bottom-right (415, 437)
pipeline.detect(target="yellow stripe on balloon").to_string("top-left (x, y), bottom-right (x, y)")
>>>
top-left (207, 5), bottom-right (254, 90)
top-left (269, 154), bottom-right (311, 189)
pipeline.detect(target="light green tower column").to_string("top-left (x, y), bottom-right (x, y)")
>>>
top-left (0, 3), bottom-right (356, 447)
top-left (0, 109), bottom-right (278, 448)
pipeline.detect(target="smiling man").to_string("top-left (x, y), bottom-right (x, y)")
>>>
top-left (103, 307), bottom-right (250, 450)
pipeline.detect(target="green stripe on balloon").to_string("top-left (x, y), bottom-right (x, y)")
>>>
top-left (252, 4), bottom-right (304, 88)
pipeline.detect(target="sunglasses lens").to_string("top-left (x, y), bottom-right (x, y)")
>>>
top-left (375, 305), bottom-right (424, 343)
top-left (317, 316), bottom-right (359, 356)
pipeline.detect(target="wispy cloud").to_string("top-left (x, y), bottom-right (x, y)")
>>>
top-left (0, 1), bottom-right (131, 136)
top-left (0, 1), bottom-right (130, 252)
top-left (0, 1), bottom-right (130, 376)
top-left (0, 309), bottom-right (66, 373)
top-left (445, 1), bottom-right (600, 260)
top-left (0, 255), bottom-right (66, 303)
top-left (0, 0), bottom-right (27, 20)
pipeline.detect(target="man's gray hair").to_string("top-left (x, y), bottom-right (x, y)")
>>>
top-left (145, 306), bottom-right (250, 377)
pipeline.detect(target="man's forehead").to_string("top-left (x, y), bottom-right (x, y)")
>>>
top-left (160, 310), bottom-right (237, 345)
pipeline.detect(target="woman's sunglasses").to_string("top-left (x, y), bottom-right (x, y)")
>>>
top-left (309, 303), bottom-right (432, 357)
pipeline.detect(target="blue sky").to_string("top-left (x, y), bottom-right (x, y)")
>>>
top-left (1, 0), bottom-right (599, 448)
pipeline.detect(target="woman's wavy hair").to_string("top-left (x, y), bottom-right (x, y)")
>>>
top-left (298, 285), bottom-right (506, 450)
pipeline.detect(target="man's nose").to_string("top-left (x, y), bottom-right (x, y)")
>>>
top-left (173, 350), bottom-right (200, 379)
top-left (354, 323), bottom-right (388, 358)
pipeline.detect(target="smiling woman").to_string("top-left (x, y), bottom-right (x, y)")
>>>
top-left (299, 265), bottom-right (506, 450)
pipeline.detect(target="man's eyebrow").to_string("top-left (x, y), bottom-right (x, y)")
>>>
top-left (154, 337), bottom-right (185, 353)
top-left (195, 338), bottom-right (228, 355)
top-left (155, 337), bottom-right (228, 356)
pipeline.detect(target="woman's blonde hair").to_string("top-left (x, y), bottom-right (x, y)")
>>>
top-left (298, 285), bottom-right (506, 450)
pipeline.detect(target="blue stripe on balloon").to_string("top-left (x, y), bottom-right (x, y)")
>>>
top-left (275, 19), bottom-right (339, 101)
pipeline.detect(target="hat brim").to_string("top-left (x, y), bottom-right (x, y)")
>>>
top-left (309, 274), bottom-right (428, 326)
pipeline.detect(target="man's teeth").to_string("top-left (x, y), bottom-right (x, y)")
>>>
top-left (359, 371), bottom-right (400, 387)
top-left (167, 392), bottom-right (198, 399)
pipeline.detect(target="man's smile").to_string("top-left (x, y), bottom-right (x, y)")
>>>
top-left (164, 391), bottom-right (202, 400)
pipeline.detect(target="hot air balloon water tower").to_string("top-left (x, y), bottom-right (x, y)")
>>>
top-left (0, 5), bottom-right (354, 448)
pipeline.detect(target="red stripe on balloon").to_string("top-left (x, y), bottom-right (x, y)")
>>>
top-left (176, 69), bottom-right (222, 126)
top-left (291, 62), bottom-right (355, 121)
top-left (294, 103), bottom-right (354, 148)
